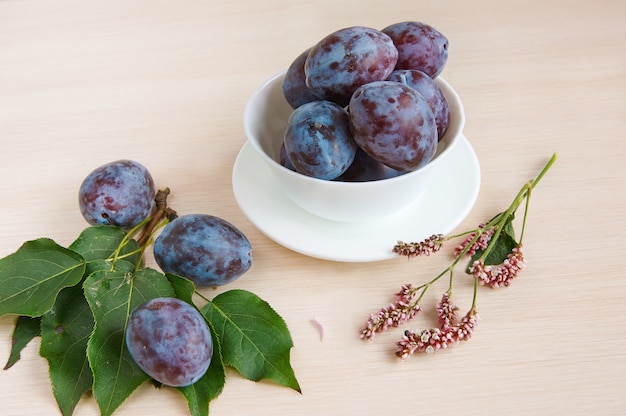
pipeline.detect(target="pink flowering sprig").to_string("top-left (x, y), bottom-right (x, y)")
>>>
top-left (359, 283), bottom-right (422, 340)
top-left (396, 292), bottom-right (479, 359)
top-left (361, 153), bottom-right (557, 359)
top-left (393, 234), bottom-right (445, 257)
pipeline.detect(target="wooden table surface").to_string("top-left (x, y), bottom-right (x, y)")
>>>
top-left (1, 1), bottom-right (624, 415)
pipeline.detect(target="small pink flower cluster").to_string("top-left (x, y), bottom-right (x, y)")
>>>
top-left (396, 293), bottom-right (479, 359)
top-left (360, 284), bottom-right (420, 340)
top-left (393, 234), bottom-right (445, 258)
top-left (453, 223), bottom-right (494, 257)
top-left (436, 292), bottom-right (458, 328)
top-left (470, 246), bottom-right (525, 288)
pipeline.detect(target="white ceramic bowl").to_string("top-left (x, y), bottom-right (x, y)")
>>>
top-left (243, 70), bottom-right (465, 222)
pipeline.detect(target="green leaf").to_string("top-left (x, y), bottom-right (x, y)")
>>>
top-left (84, 259), bottom-right (138, 276)
top-left (3, 315), bottom-right (41, 370)
top-left (166, 273), bottom-right (196, 305)
top-left (39, 257), bottom-right (136, 416)
top-left (84, 268), bottom-right (176, 416)
top-left (484, 232), bottom-right (518, 265)
top-left (466, 214), bottom-right (519, 273)
top-left (177, 322), bottom-right (226, 416)
top-left (500, 212), bottom-right (516, 242)
top-left (40, 284), bottom-right (94, 416)
top-left (201, 290), bottom-right (301, 393)
top-left (69, 225), bottom-right (141, 273)
top-left (0, 238), bottom-right (86, 318)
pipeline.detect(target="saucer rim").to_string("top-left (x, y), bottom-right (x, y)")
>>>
top-left (231, 135), bottom-right (481, 262)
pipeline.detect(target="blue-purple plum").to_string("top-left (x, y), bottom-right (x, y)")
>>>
top-left (126, 297), bottom-right (213, 387)
top-left (335, 147), bottom-right (406, 182)
top-left (304, 26), bottom-right (398, 106)
top-left (283, 100), bottom-right (357, 180)
top-left (382, 21), bottom-right (449, 78)
top-left (387, 69), bottom-right (450, 140)
top-left (153, 214), bottom-right (252, 287)
top-left (78, 159), bottom-right (155, 229)
top-left (348, 81), bottom-right (437, 172)
top-left (279, 142), bottom-right (296, 171)
top-left (282, 47), bottom-right (321, 109)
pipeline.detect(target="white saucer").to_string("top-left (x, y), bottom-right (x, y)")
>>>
top-left (232, 135), bottom-right (480, 262)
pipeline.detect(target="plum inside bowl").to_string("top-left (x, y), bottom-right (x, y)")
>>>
top-left (243, 70), bottom-right (465, 223)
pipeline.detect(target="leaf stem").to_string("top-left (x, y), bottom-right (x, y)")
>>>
top-left (448, 268), bottom-right (455, 292)
top-left (530, 152), bottom-right (558, 190)
top-left (446, 228), bottom-right (479, 241)
top-left (476, 152), bottom-right (557, 262)
top-left (519, 186), bottom-right (531, 244)
top-left (109, 217), bottom-right (151, 267)
top-left (194, 290), bottom-right (212, 304)
top-left (471, 276), bottom-right (479, 312)
top-left (412, 227), bottom-right (487, 302)
top-left (518, 152), bottom-right (556, 243)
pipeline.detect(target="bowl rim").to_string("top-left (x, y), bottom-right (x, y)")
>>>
top-left (243, 69), bottom-right (465, 188)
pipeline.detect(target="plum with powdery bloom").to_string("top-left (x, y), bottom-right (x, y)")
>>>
top-left (387, 69), bottom-right (450, 140)
top-left (78, 160), bottom-right (155, 229)
top-left (282, 47), bottom-right (321, 109)
top-left (304, 26), bottom-right (398, 107)
top-left (125, 297), bottom-right (213, 387)
top-left (283, 100), bottom-right (357, 180)
top-left (335, 147), bottom-right (405, 182)
top-left (382, 21), bottom-right (449, 78)
top-left (349, 80), bottom-right (437, 172)
top-left (153, 214), bottom-right (252, 287)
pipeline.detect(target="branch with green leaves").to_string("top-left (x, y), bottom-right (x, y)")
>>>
top-left (0, 205), bottom-right (300, 416)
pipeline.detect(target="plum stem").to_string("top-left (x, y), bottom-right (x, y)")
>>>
top-left (136, 188), bottom-right (177, 247)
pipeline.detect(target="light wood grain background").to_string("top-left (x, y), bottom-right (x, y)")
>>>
top-left (1, 0), bottom-right (624, 415)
